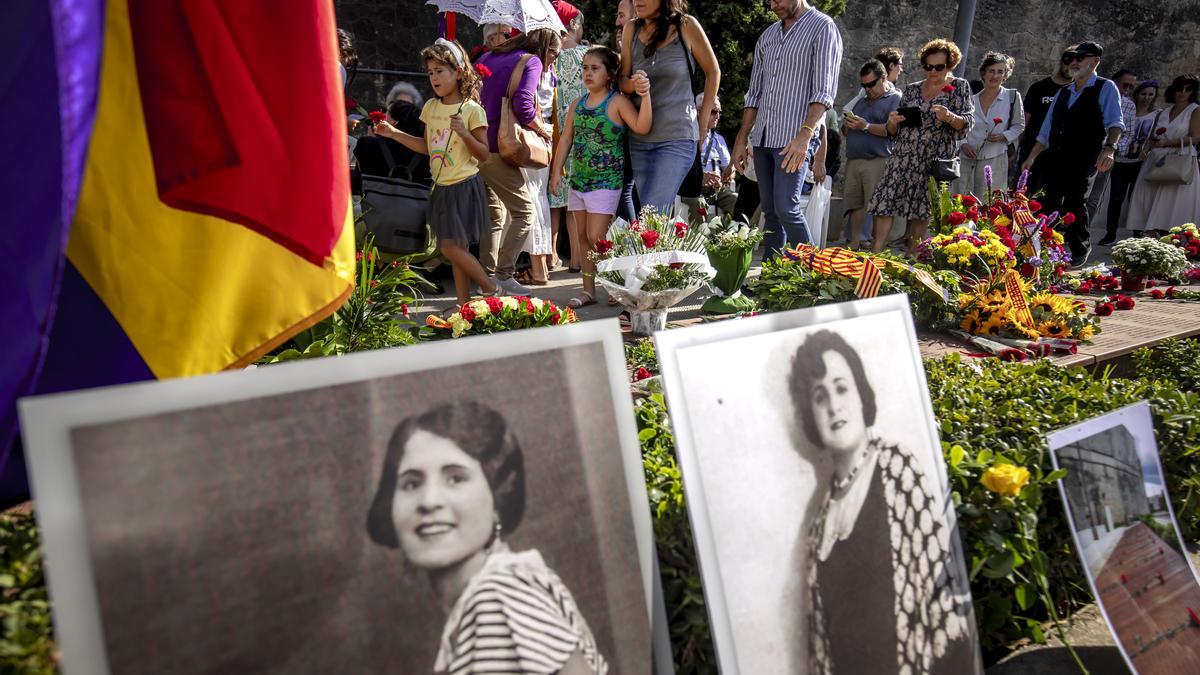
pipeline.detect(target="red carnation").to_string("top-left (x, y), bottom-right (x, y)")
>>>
top-left (674, 222), bottom-right (689, 238)
top-left (355, 251), bottom-right (364, 261)
top-left (595, 239), bottom-right (613, 255)
top-left (961, 194), bottom-right (979, 207)
top-left (941, 84), bottom-right (955, 93)
top-left (1095, 302), bottom-right (1115, 316)
top-left (1167, 286), bottom-right (1179, 298)
top-left (401, 303), bottom-right (409, 317)
top-left (1156, 127), bottom-right (1168, 136)
top-left (640, 230), bottom-right (660, 248)
top-left (992, 117), bottom-right (1002, 124)
top-left (368, 110), bottom-right (387, 124)
top-left (1028, 200), bottom-right (1042, 213)
top-left (474, 63), bottom-right (493, 78)
top-left (947, 211), bottom-right (967, 225)
top-left (669, 262), bottom-right (684, 270)
top-left (1061, 212), bottom-right (1076, 225)
top-left (549, 311), bottom-right (561, 325)
top-left (633, 367), bottom-right (653, 382)
top-left (987, 206), bottom-right (1003, 219)
top-left (460, 305), bottom-right (476, 322)
top-left (369, 279), bottom-right (379, 288)
top-left (1020, 263), bottom-right (1036, 277)
top-left (1121, 574), bottom-right (1129, 584)
top-left (1190, 607), bottom-right (1200, 626)
top-left (966, 207), bottom-right (980, 220)
top-left (485, 296), bottom-right (504, 314)
top-left (697, 207), bottom-right (708, 217)
top-left (346, 97), bottom-right (359, 110)
top-left (1151, 289), bottom-right (1165, 299)
top-left (1000, 348), bottom-right (1027, 362)
top-left (1116, 296), bottom-right (1135, 310)
top-left (1146, 279), bottom-right (1156, 287)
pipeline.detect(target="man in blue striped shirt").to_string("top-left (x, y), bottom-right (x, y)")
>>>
top-left (731, 0), bottom-right (842, 257)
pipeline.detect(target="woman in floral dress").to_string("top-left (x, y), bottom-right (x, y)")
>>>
top-left (868, 39), bottom-right (974, 254)
top-left (552, 6), bottom-right (589, 271)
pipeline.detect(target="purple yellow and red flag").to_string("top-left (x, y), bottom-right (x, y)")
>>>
top-left (1, 0), bottom-right (355, 502)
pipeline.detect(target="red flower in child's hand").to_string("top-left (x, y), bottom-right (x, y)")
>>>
top-left (368, 110), bottom-right (387, 124)
top-left (1151, 289), bottom-right (1165, 299)
top-left (1095, 302), bottom-right (1115, 316)
top-left (941, 84), bottom-right (955, 93)
top-left (633, 367), bottom-right (653, 382)
top-left (1028, 200), bottom-right (1042, 213)
top-left (595, 239), bottom-right (613, 255)
top-left (474, 63), bottom-right (493, 78)
top-left (1116, 296), bottom-right (1135, 310)
top-left (640, 230), bottom-right (660, 248)
top-left (674, 221), bottom-right (689, 238)
top-left (992, 117), bottom-right (1002, 124)
top-left (947, 211), bottom-right (967, 225)
top-left (1061, 212), bottom-right (1076, 225)
top-left (460, 305), bottom-right (476, 322)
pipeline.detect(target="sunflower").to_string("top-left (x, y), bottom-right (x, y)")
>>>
top-left (980, 312), bottom-right (1007, 336)
top-left (960, 311), bottom-right (984, 333)
top-left (1036, 320), bottom-right (1069, 338)
top-left (1029, 293), bottom-right (1057, 314)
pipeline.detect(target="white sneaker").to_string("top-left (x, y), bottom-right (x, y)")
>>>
top-left (497, 276), bottom-right (532, 296)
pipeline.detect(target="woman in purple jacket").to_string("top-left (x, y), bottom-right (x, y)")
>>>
top-left (476, 29), bottom-right (562, 295)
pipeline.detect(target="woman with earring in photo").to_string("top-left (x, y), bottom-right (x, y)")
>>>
top-left (791, 330), bottom-right (977, 674)
top-left (366, 402), bottom-right (607, 674)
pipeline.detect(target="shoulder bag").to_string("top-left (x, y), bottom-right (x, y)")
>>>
top-left (675, 21), bottom-right (706, 199)
top-left (498, 53), bottom-right (551, 168)
top-left (360, 141), bottom-right (434, 255)
top-left (1143, 110), bottom-right (1196, 185)
top-left (929, 79), bottom-right (964, 182)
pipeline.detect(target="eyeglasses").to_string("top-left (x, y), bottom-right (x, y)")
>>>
top-left (1061, 54), bottom-right (1077, 64)
top-left (861, 77), bottom-right (881, 89)
top-left (922, 63), bottom-right (948, 72)
top-left (1066, 54), bottom-right (1094, 63)
top-left (710, 109), bottom-right (722, 116)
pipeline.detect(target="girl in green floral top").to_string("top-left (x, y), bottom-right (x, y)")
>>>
top-left (550, 46), bottom-right (653, 308)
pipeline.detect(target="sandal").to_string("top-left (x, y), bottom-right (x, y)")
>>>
top-left (567, 292), bottom-right (596, 309)
top-left (527, 278), bottom-right (550, 286)
top-left (607, 295), bottom-right (619, 306)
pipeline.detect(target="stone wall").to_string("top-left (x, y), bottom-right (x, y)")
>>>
top-left (337, 0), bottom-right (1200, 111)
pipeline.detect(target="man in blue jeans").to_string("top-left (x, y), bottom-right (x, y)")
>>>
top-left (732, 0), bottom-right (842, 259)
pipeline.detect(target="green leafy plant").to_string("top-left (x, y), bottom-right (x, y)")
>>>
top-left (625, 338), bottom-right (659, 373)
top-left (1133, 337), bottom-right (1200, 393)
top-left (261, 235), bottom-right (425, 362)
top-left (927, 354), bottom-right (1200, 655)
top-left (0, 513), bottom-right (55, 674)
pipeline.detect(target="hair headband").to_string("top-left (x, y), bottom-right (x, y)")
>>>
top-left (434, 38), bottom-right (465, 69)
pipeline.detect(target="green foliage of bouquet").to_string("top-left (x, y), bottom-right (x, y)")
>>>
top-left (425, 296), bottom-right (577, 339)
top-left (1111, 237), bottom-right (1189, 278)
top-left (697, 214), bottom-right (764, 257)
top-left (927, 354), bottom-right (1200, 652)
top-left (748, 255), bottom-right (960, 329)
top-left (261, 235), bottom-right (424, 362)
top-left (0, 514), bottom-right (55, 674)
top-left (1134, 337), bottom-right (1200, 394)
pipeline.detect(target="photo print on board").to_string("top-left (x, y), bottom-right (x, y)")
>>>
top-left (654, 294), bottom-right (983, 675)
top-left (1049, 401), bottom-right (1200, 674)
top-left (20, 321), bottom-right (671, 675)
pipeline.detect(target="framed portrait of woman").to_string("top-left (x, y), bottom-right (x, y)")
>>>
top-left (20, 320), bottom-right (671, 675)
top-left (654, 294), bottom-right (983, 675)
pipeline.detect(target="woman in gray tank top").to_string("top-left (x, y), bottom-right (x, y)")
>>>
top-left (619, 0), bottom-right (720, 215)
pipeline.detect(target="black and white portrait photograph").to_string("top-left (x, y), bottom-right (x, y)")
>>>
top-left (1049, 402), bottom-right (1200, 674)
top-left (20, 321), bottom-right (667, 674)
top-left (654, 295), bottom-right (983, 674)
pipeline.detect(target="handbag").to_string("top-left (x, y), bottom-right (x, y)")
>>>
top-left (931, 157), bottom-right (961, 182)
top-left (675, 26), bottom-right (705, 199)
top-left (1143, 113), bottom-right (1196, 185)
top-left (498, 54), bottom-right (551, 169)
top-left (360, 141), bottom-right (433, 255)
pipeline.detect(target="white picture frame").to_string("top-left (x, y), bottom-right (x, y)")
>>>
top-left (20, 319), bottom-right (672, 675)
top-left (654, 294), bottom-right (982, 674)
top-left (1049, 401), bottom-right (1200, 674)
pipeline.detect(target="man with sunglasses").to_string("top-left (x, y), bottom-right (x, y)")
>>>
top-left (1017, 50), bottom-right (1072, 189)
top-left (841, 59), bottom-right (900, 249)
top-left (1021, 41), bottom-right (1125, 266)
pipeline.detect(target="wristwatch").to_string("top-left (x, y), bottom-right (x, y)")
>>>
top-left (1103, 142), bottom-right (1117, 150)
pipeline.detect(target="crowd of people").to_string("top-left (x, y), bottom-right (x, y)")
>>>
top-left (347, 0), bottom-right (1200, 310)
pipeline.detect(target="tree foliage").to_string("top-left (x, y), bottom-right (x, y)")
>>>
top-left (572, 1), bottom-right (845, 138)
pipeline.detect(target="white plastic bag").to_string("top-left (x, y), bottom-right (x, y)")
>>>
top-left (805, 177), bottom-right (833, 248)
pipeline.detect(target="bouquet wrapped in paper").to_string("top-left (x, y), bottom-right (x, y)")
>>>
top-left (592, 208), bottom-right (714, 335)
top-left (697, 213), bottom-right (764, 314)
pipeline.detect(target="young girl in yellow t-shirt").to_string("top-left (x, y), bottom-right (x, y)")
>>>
top-left (375, 39), bottom-right (498, 304)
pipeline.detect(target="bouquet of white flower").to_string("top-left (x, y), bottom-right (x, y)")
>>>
top-left (591, 207), bottom-right (714, 334)
top-left (697, 214), bottom-right (763, 313)
top-left (1111, 237), bottom-right (1188, 279)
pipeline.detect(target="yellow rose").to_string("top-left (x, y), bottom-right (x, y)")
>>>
top-left (981, 464), bottom-right (1031, 497)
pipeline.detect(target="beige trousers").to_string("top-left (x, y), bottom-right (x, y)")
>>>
top-left (478, 154), bottom-right (536, 279)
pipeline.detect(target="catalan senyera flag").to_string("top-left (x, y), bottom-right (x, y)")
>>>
top-left (1, 0), bottom-right (354, 501)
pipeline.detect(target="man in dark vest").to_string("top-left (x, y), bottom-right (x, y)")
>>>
top-left (1020, 41), bottom-right (1124, 266)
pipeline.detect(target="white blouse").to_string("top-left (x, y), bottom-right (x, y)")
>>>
top-left (959, 87), bottom-right (1025, 159)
